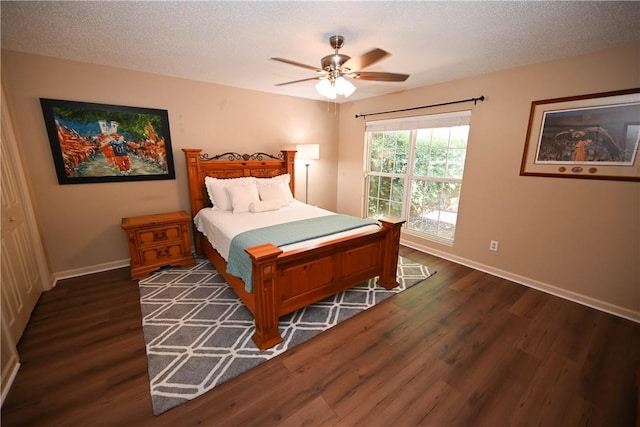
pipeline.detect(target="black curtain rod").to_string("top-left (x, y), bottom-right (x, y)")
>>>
top-left (355, 95), bottom-right (485, 119)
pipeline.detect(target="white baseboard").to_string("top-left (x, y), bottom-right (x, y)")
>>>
top-left (52, 259), bottom-right (130, 285)
top-left (51, 247), bottom-right (197, 285)
top-left (401, 239), bottom-right (640, 324)
top-left (1, 358), bottom-right (20, 407)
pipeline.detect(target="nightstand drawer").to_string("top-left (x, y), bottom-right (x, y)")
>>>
top-left (140, 242), bottom-right (186, 263)
top-left (136, 224), bottom-right (183, 246)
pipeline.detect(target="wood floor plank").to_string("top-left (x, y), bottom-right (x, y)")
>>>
top-left (276, 396), bottom-right (341, 427)
top-left (335, 350), bottom-right (449, 425)
top-left (326, 336), bottom-right (446, 411)
top-left (509, 287), bottom-right (552, 319)
top-left (560, 395), bottom-right (606, 426)
top-left (509, 352), bottom-right (583, 425)
top-left (2, 247), bottom-right (638, 426)
top-left (578, 312), bottom-right (640, 425)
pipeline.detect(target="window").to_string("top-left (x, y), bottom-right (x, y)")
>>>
top-left (365, 111), bottom-right (471, 244)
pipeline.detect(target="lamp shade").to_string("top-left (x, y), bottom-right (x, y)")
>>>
top-left (296, 144), bottom-right (320, 160)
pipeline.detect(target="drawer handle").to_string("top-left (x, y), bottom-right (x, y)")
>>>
top-left (157, 248), bottom-right (169, 258)
top-left (154, 231), bottom-right (167, 241)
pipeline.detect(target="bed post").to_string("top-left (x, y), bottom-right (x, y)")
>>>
top-left (282, 150), bottom-right (296, 197)
top-left (246, 243), bottom-right (284, 350)
top-left (182, 149), bottom-right (205, 214)
top-left (377, 217), bottom-right (405, 290)
top-left (182, 148), bottom-right (206, 254)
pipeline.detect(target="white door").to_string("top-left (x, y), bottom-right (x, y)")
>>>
top-left (1, 88), bottom-right (50, 346)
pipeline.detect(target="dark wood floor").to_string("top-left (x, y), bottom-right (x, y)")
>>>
top-left (2, 247), bottom-right (639, 426)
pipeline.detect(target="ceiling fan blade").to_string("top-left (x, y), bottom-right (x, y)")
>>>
top-left (341, 48), bottom-right (390, 72)
top-left (350, 71), bottom-right (410, 82)
top-left (275, 76), bottom-right (322, 86)
top-left (270, 57), bottom-right (322, 72)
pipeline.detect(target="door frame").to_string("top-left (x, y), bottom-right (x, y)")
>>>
top-left (1, 86), bottom-right (51, 405)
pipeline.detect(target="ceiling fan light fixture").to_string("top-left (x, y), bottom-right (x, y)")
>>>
top-left (344, 81), bottom-right (356, 97)
top-left (315, 76), bottom-right (356, 99)
top-left (335, 76), bottom-right (356, 97)
top-left (273, 35), bottom-right (409, 98)
top-left (315, 78), bottom-right (337, 99)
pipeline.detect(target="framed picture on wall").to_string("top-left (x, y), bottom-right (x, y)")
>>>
top-left (520, 88), bottom-right (640, 181)
top-left (40, 98), bottom-right (176, 184)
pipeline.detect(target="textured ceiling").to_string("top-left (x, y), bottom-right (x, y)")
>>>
top-left (2, 1), bottom-right (639, 103)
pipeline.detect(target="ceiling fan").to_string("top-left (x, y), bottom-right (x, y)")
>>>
top-left (271, 35), bottom-right (409, 99)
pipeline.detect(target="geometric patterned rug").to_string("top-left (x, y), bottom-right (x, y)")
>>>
top-left (138, 256), bottom-right (433, 415)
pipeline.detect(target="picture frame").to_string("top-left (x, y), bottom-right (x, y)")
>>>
top-left (40, 98), bottom-right (176, 184)
top-left (520, 88), bottom-right (640, 182)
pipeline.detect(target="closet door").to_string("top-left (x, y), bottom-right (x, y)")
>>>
top-left (1, 89), bottom-right (50, 352)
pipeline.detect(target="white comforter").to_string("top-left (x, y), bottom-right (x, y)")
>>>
top-left (193, 201), bottom-right (380, 261)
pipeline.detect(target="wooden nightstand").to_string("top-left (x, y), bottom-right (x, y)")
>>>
top-left (121, 211), bottom-right (196, 279)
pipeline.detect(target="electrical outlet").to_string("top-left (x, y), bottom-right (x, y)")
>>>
top-left (489, 240), bottom-right (499, 251)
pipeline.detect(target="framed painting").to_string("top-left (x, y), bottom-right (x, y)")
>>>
top-left (40, 98), bottom-right (176, 184)
top-left (520, 88), bottom-right (640, 181)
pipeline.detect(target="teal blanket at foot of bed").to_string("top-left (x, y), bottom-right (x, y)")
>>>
top-left (227, 214), bottom-right (380, 292)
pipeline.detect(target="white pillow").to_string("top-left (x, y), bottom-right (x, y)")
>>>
top-left (249, 199), bottom-right (281, 213)
top-left (256, 174), bottom-right (294, 204)
top-left (257, 182), bottom-right (291, 206)
top-left (256, 173), bottom-right (290, 186)
top-left (205, 176), bottom-right (255, 210)
top-left (226, 182), bottom-right (260, 214)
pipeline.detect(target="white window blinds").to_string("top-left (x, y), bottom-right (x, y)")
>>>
top-left (365, 110), bottom-right (471, 132)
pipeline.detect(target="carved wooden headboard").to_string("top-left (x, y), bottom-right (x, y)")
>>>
top-left (182, 149), bottom-right (296, 217)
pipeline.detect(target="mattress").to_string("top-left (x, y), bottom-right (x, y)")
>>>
top-left (193, 200), bottom-right (380, 261)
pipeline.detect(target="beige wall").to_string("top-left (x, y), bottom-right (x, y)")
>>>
top-left (338, 44), bottom-right (640, 319)
top-left (2, 45), bottom-right (639, 320)
top-left (1, 50), bottom-right (338, 277)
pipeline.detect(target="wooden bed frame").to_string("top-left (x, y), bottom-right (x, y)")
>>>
top-left (183, 148), bottom-right (405, 350)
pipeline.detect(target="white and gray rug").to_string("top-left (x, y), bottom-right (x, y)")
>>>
top-left (138, 256), bottom-right (433, 415)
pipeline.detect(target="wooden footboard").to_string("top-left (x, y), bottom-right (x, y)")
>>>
top-left (196, 218), bottom-right (404, 350)
top-left (246, 217), bottom-right (404, 350)
top-left (182, 148), bottom-right (405, 350)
